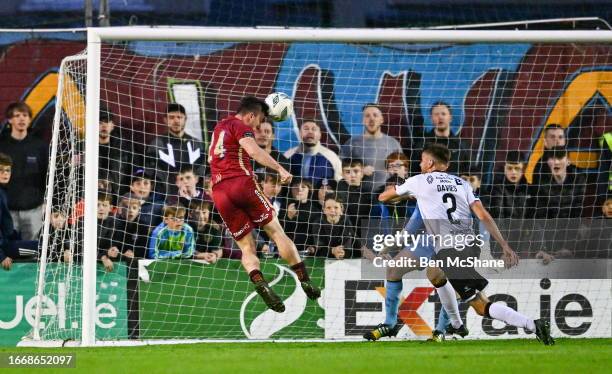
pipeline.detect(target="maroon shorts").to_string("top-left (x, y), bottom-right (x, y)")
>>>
top-left (212, 176), bottom-right (274, 240)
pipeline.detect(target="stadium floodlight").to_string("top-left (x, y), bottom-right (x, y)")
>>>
top-left (24, 27), bottom-right (612, 347)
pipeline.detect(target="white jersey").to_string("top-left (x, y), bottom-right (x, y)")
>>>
top-left (395, 171), bottom-right (479, 252)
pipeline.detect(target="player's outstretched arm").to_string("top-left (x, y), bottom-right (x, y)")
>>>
top-left (378, 185), bottom-right (413, 204)
top-left (239, 137), bottom-right (292, 183)
top-left (470, 200), bottom-right (519, 268)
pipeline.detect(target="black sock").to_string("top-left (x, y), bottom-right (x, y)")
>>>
top-left (291, 261), bottom-right (310, 282)
top-left (249, 269), bottom-right (265, 284)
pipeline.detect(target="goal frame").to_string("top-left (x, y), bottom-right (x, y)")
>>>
top-left (31, 26), bottom-right (612, 347)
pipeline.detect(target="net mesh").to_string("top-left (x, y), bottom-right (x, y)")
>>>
top-left (33, 38), bottom-right (611, 343)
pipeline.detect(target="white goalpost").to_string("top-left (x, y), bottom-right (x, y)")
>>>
top-left (25, 27), bottom-right (612, 347)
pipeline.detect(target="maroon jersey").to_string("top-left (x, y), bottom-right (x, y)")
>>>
top-left (209, 116), bottom-right (255, 185)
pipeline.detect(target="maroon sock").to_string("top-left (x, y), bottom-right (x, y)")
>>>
top-left (249, 269), bottom-right (265, 284)
top-left (291, 262), bottom-right (310, 282)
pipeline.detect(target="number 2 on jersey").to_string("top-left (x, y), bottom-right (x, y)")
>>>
top-left (210, 130), bottom-right (226, 159)
top-left (442, 193), bottom-right (460, 224)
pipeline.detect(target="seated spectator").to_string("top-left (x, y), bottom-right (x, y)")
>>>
top-left (340, 104), bottom-right (402, 191)
top-left (336, 158), bottom-right (374, 234)
top-left (45, 209), bottom-right (71, 263)
top-left (262, 173), bottom-right (285, 215)
top-left (112, 193), bottom-right (150, 259)
top-left (532, 124), bottom-right (567, 186)
top-left (414, 101), bottom-right (472, 174)
top-left (601, 196), bottom-right (612, 219)
top-left (310, 194), bottom-right (362, 259)
top-left (129, 169), bottom-right (164, 228)
top-left (69, 178), bottom-right (115, 225)
top-left (92, 193), bottom-right (121, 272)
top-left (147, 205), bottom-right (195, 259)
top-left (283, 178), bottom-right (321, 253)
top-left (285, 119), bottom-right (342, 187)
top-left (533, 147), bottom-right (586, 219)
top-left (385, 152), bottom-right (410, 180)
top-left (252, 118), bottom-right (291, 181)
top-left (0, 102), bottom-right (48, 240)
top-left (166, 165), bottom-right (208, 209)
top-left (187, 200), bottom-right (223, 263)
top-left (487, 151), bottom-right (532, 219)
top-left (0, 153), bottom-right (38, 270)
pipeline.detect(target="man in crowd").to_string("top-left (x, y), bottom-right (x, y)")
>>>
top-left (146, 103), bottom-right (205, 195)
top-left (532, 124), bottom-right (567, 185)
top-left (0, 102), bottom-right (48, 240)
top-left (340, 104), bottom-right (402, 191)
top-left (285, 119), bottom-right (342, 187)
top-left (253, 118), bottom-right (290, 180)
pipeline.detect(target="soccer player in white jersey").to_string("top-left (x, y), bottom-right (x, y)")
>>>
top-left (379, 143), bottom-right (554, 345)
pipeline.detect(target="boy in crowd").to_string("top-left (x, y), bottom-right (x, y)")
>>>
top-left (0, 153), bottom-right (39, 270)
top-left (167, 166), bottom-right (208, 209)
top-left (130, 169), bottom-right (164, 228)
top-left (487, 151), bottom-right (532, 219)
top-left (93, 193), bottom-right (122, 272)
top-left (187, 199), bottom-right (223, 263)
top-left (310, 194), bottom-right (361, 259)
top-left (113, 193), bottom-right (150, 259)
top-left (337, 158), bottom-right (373, 235)
top-left (148, 206), bottom-right (195, 259)
top-left (385, 152), bottom-right (410, 180)
top-left (283, 178), bottom-right (321, 254)
top-left (254, 174), bottom-right (285, 258)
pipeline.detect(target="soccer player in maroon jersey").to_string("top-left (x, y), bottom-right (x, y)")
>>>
top-left (208, 96), bottom-right (320, 312)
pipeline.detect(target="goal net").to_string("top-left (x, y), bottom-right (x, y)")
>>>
top-left (29, 28), bottom-right (611, 346)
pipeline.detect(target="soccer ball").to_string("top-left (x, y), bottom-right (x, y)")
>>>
top-left (265, 92), bottom-right (293, 121)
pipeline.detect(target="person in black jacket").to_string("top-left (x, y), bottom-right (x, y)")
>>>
top-left (532, 124), bottom-right (567, 186)
top-left (283, 178), bottom-right (321, 254)
top-left (310, 194), bottom-right (362, 259)
top-left (112, 193), bottom-right (150, 259)
top-left (0, 102), bottom-right (48, 240)
top-left (145, 103), bottom-right (205, 195)
top-left (487, 151), bottom-right (533, 220)
top-left (0, 153), bottom-right (39, 270)
top-left (336, 158), bottom-right (374, 236)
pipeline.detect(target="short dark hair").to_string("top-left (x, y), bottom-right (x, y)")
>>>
top-left (0, 153), bottom-right (12, 167)
top-left (430, 101), bottom-right (452, 115)
top-left (99, 110), bottom-right (114, 124)
top-left (98, 193), bottom-right (113, 204)
top-left (188, 199), bottom-right (212, 213)
top-left (361, 103), bottom-right (382, 112)
top-left (178, 165), bottom-right (197, 176)
top-left (323, 192), bottom-right (344, 206)
top-left (505, 151), bottom-right (525, 164)
top-left (342, 158), bottom-right (363, 168)
top-left (542, 146), bottom-right (568, 161)
top-left (290, 177), bottom-right (313, 190)
top-left (422, 143), bottom-right (451, 165)
top-left (544, 124), bottom-right (564, 133)
top-left (300, 119), bottom-right (319, 128)
top-left (167, 103), bottom-right (186, 115)
top-left (236, 96), bottom-right (269, 117)
top-left (263, 173), bottom-right (280, 185)
top-left (163, 205), bottom-right (186, 218)
top-left (5, 102), bottom-right (32, 119)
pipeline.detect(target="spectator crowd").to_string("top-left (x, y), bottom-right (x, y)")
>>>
top-left (0, 100), bottom-right (610, 271)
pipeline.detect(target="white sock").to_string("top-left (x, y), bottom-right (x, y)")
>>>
top-left (436, 281), bottom-right (462, 329)
top-left (488, 303), bottom-right (536, 332)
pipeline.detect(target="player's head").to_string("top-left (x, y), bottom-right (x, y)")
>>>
top-left (163, 205), bottom-right (186, 231)
top-left (119, 193), bottom-right (142, 222)
top-left (420, 143), bottom-right (450, 173)
top-left (130, 169), bottom-right (153, 199)
top-left (236, 96), bottom-right (269, 128)
top-left (97, 193), bottom-right (113, 220)
top-left (543, 124), bottom-right (566, 149)
top-left (385, 151), bottom-right (409, 179)
top-left (165, 103), bottom-right (187, 137)
top-left (362, 103), bottom-right (384, 135)
top-left (602, 197), bottom-right (612, 218)
top-left (543, 146), bottom-right (569, 178)
top-left (323, 193), bottom-right (344, 224)
top-left (188, 199), bottom-right (212, 225)
top-left (317, 178), bottom-right (337, 207)
top-left (176, 165), bottom-right (199, 190)
top-left (5, 101), bottom-right (32, 135)
top-left (504, 151), bottom-right (525, 184)
top-left (99, 110), bottom-right (115, 140)
top-left (262, 173), bottom-right (282, 198)
top-left (0, 153), bottom-right (12, 185)
top-left (255, 118), bottom-right (275, 148)
top-left (341, 158), bottom-right (364, 187)
top-left (290, 178), bottom-right (312, 202)
top-left (299, 119), bottom-right (321, 147)
top-left (430, 101), bottom-right (452, 134)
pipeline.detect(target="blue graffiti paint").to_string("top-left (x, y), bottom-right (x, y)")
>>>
top-left (273, 43), bottom-right (531, 152)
